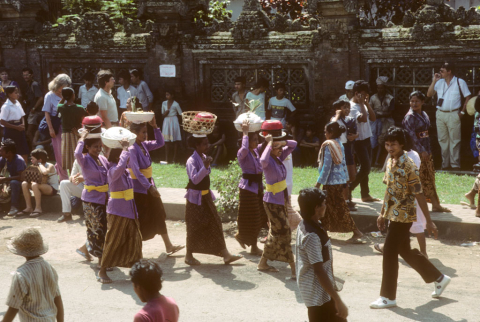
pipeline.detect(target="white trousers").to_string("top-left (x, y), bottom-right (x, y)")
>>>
top-left (436, 110), bottom-right (461, 168)
top-left (59, 180), bottom-right (84, 213)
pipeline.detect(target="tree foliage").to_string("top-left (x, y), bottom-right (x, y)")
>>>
top-left (360, 0), bottom-right (444, 26)
top-left (259, 0), bottom-right (307, 20)
top-left (59, 0), bottom-right (137, 25)
top-left (194, 0), bottom-right (232, 27)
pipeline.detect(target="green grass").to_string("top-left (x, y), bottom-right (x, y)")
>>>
top-left (152, 164), bottom-right (473, 205)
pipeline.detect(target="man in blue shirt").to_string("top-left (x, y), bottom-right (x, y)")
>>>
top-left (0, 139), bottom-right (27, 216)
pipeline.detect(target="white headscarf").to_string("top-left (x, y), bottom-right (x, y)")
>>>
top-left (376, 76), bottom-right (389, 85)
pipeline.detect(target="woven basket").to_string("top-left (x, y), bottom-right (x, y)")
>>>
top-left (182, 111), bottom-right (217, 135)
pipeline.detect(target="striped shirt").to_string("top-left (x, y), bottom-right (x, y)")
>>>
top-left (6, 257), bottom-right (60, 321)
top-left (296, 220), bottom-right (334, 307)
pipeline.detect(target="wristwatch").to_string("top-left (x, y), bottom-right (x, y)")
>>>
top-left (460, 111), bottom-right (466, 115)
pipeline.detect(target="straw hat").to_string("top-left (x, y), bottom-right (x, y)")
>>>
top-left (467, 96), bottom-right (477, 116)
top-left (7, 228), bottom-right (48, 257)
top-left (259, 120), bottom-right (287, 141)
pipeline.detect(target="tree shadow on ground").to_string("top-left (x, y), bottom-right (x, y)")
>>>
top-left (397, 257), bottom-right (458, 278)
top-left (330, 237), bottom-right (380, 258)
top-left (188, 263), bottom-right (258, 292)
top-left (389, 298), bottom-right (466, 322)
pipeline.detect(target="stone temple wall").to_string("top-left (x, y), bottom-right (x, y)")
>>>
top-left (2, 0), bottom-right (480, 163)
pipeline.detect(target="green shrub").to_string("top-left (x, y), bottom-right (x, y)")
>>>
top-left (194, 0), bottom-right (232, 27)
top-left (212, 159), bottom-right (241, 219)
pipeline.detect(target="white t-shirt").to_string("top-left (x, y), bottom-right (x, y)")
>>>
top-left (268, 97), bottom-right (296, 126)
top-left (0, 99), bottom-right (25, 122)
top-left (94, 88), bottom-right (118, 123)
top-left (349, 101), bottom-right (372, 141)
top-left (246, 92), bottom-right (266, 120)
top-left (117, 85), bottom-right (137, 110)
top-left (434, 76), bottom-right (471, 111)
top-left (78, 85), bottom-right (98, 109)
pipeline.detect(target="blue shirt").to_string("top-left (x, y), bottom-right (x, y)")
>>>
top-left (0, 155), bottom-right (27, 177)
top-left (317, 139), bottom-right (349, 186)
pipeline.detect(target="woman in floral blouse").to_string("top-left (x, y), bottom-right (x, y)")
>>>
top-left (315, 121), bottom-right (363, 243)
top-left (402, 91), bottom-right (450, 212)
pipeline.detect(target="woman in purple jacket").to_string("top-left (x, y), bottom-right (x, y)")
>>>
top-left (235, 120), bottom-right (266, 256)
top-left (74, 119), bottom-right (110, 269)
top-left (184, 134), bottom-right (242, 266)
top-left (257, 121), bottom-right (297, 278)
top-left (99, 138), bottom-right (143, 284)
top-left (129, 118), bottom-right (184, 255)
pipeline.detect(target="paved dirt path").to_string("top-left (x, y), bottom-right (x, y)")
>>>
top-left (0, 213), bottom-right (478, 321)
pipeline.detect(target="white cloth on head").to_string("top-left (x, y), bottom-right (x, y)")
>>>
top-left (376, 76), bottom-right (389, 85)
top-left (407, 150), bottom-right (427, 234)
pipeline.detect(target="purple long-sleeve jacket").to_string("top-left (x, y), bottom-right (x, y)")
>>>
top-left (75, 140), bottom-right (110, 205)
top-left (237, 135), bottom-right (263, 194)
top-left (260, 140), bottom-right (297, 206)
top-left (184, 151), bottom-right (215, 205)
top-left (129, 128), bottom-right (164, 194)
top-left (106, 150), bottom-right (137, 219)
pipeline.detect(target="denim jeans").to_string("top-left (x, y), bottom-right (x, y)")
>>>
top-left (10, 180), bottom-right (22, 209)
top-left (350, 138), bottom-right (372, 198)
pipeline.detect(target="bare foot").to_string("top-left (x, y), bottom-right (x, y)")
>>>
top-left (77, 244), bottom-right (92, 261)
top-left (97, 270), bottom-right (112, 284)
top-left (465, 191), bottom-right (476, 205)
top-left (352, 230), bottom-right (364, 239)
top-left (250, 246), bottom-right (263, 256)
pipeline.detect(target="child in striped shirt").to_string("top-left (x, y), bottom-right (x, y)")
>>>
top-left (3, 228), bottom-right (64, 322)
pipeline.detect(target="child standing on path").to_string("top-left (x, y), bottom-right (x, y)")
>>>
top-left (3, 228), bottom-right (64, 322)
top-left (370, 127), bottom-right (451, 309)
top-left (296, 188), bottom-right (348, 322)
top-left (131, 259), bottom-right (179, 322)
top-left (57, 87), bottom-right (87, 173)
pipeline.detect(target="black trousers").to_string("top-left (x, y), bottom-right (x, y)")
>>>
top-left (380, 221), bottom-right (442, 300)
top-left (308, 300), bottom-right (347, 322)
top-left (350, 138), bottom-right (371, 198)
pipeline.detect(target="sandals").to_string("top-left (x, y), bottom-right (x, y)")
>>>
top-left (96, 273), bottom-right (112, 284)
top-left (29, 211), bottom-right (43, 218)
top-left (431, 206), bottom-right (451, 213)
top-left (460, 201), bottom-right (476, 209)
top-left (14, 210), bottom-right (30, 217)
top-left (224, 255), bottom-right (243, 265)
top-left (167, 245), bottom-right (185, 256)
top-left (76, 249), bottom-right (93, 262)
top-left (257, 265), bottom-right (279, 272)
top-left (185, 258), bottom-right (201, 266)
top-left (374, 243), bottom-right (384, 254)
top-left (346, 238), bottom-right (364, 244)
top-left (96, 266), bottom-right (114, 271)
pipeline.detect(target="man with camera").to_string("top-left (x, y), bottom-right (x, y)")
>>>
top-left (427, 61), bottom-right (471, 170)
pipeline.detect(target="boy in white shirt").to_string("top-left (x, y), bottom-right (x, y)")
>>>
top-left (246, 78), bottom-right (269, 120)
top-left (78, 72), bottom-right (98, 108)
top-left (267, 82), bottom-right (297, 126)
top-left (116, 71), bottom-right (137, 113)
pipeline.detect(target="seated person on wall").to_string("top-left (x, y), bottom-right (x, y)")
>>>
top-left (207, 124), bottom-right (227, 167)
top-left (299, 125), bottom-right (320, 167)
top-left (16, 149), bottom-right (59, 218)
top-left (57, 159), bottom-right (84, 223)
top-left (1, 139), bottom-right (26, 216)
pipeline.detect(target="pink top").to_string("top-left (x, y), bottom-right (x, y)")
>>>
top-left (134, 296), bottom-right (179, 322)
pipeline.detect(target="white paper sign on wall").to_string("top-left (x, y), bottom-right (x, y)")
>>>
top-left (159, 65), bottom-right (176, 77)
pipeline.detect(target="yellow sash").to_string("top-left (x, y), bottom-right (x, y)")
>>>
top-left (201, 190), bottom-right (209, 196)
top-left (128, 166), bottom-right (153, 180)
top-left (265, 180), bottom-right (287, 195)
top-left (84, 184), bottom-right (109, 193)
top-left (110, 189), bottom-right (134, 201)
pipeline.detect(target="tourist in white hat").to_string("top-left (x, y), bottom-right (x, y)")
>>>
top-left (3, 228), bottom-right (64, 322)
top-left (339, 80), bottom-right (355, 102)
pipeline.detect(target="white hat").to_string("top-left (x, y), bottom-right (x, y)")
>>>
top-left (376, 76), bottom-right (389, 85)
top-left (7, 228), bottom-right (49, 257)
top-left (345, 81), bottom-right (355, 90)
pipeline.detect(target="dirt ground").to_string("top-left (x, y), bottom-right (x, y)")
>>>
top-left (0, 213), bottom-right (479, 322)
